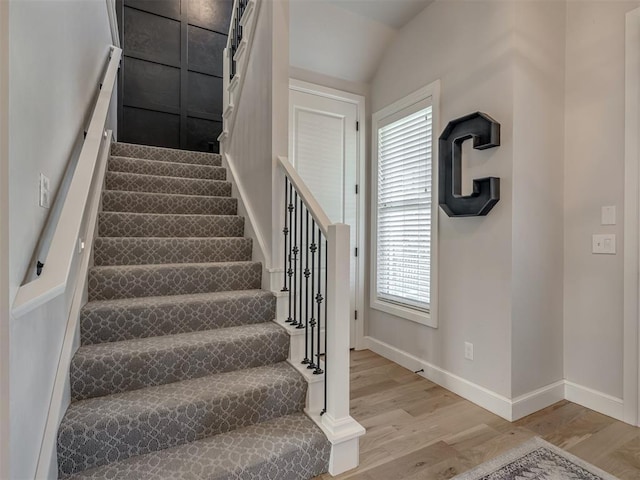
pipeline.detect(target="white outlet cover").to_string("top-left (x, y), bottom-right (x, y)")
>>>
top-left (464, 342), bottom-right (474, 361)
top-left (39, 173), bottom-right (50, 209)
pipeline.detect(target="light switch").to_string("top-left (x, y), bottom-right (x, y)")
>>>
top-left (39, 173), bottom-right (50, 209)
top-left (592, 234), bottom-right (616, 254)
top-left (601, 206), bottom-right (616, 225)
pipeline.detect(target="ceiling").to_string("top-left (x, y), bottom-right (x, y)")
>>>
top-left (325, 0), bottom-right (434, 30)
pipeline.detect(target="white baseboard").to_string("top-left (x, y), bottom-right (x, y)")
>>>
top-left (364, 336), bottom-right (566, 422)
top-left (565, 381), bottom-right (625, 422)
top-left (512, 380), bottom-right (565, 421)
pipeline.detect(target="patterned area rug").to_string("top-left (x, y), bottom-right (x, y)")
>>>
top-left (453, 437), bottom-right (619, 480)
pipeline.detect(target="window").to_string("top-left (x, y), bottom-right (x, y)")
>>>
top-left (371, 82), bottom-right (439, 327)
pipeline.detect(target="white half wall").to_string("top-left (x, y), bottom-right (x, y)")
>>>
top-left (370, 0), bottom-right (515, 399)
top-left (8, 1), bottom-right (113, 477)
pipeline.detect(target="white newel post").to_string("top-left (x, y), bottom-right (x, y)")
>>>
top-left (324, 223), bottom-right (351, 424)
top-left (322, 223), bottom-right (364, 475)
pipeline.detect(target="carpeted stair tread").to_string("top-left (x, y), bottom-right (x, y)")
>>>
top-left (80, 289), bottom-right (276, 345)
top-left (98, 212), bottom-right (244, 238)
top-left (58, 363), bottom-right (307, 476)
top-left (105, 171), bottom-right (232, 197)
top-left (88, 261), bottom-right (262, 301)
top-left (70, 322), bottom-right (290, 400)
top-left (93, 237), bottom-right (252, 266)
top-left (62, 412), bottom-right (330, 480)
top-left (111, 142), bottom-right (222, 166)
top-left (109, 156), bottom-right (226, 180)
top-left (102, 190), bottom-right (237, 215)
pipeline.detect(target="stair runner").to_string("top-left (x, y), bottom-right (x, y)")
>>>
top-left (57, 142), bottom-right (331, 479)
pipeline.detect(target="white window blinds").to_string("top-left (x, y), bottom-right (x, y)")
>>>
top-left (376, 104), bottom-right (432, 311)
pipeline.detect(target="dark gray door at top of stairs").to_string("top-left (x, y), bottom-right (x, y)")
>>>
top-left (116, 0), bottom-right (232, 152)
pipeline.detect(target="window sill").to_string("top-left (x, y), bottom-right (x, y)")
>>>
top-left (370, 298), bottom-right (438, 328)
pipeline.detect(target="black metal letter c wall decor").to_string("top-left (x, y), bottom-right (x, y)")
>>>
top-left (439, 112), bottom-right (501, 217)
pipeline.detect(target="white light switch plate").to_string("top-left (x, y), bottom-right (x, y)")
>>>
top-left (601, 206), bottom-right (616, 225)
top-left (39, 173), bottom-right (50, 209)
top-left (592, 234), bottom-right (616, 254)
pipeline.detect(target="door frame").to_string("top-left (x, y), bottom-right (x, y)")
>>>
top-left (288, 79), bottom-right (366, 350)
top-left (624, 6), bottom-right (640, 427)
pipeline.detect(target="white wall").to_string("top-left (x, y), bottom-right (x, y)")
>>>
top-left (0, 0), bottom-right (10, 477)
top-left (289, 0), bottom-right (395, 83)
top-left (564, 0), bottom-right (640, 400)
top-left (226, 0), bottom-right (279, 271)
top-left (511, 1), bottom-right (566, 398)
top-left (8, 0), bottom-right (113, 477)
top-left (370, 0), bottom-right (515, 398)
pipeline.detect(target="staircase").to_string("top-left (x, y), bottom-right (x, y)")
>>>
top-left (56, 142), bottom-right (331, 479)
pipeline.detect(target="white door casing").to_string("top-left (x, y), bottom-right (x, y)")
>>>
top-left (624, 6), bottom-right (640, 427)
top-left (288, 79), bottom-right (365, 350)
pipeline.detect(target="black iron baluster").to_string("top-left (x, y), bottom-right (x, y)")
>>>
top-left (237, 0), bottom-right (243, 43)
top-left (281, 177), bottom-right (289, 293)
top-left (296, 196), bottom-right (304, 330)
top-left (302, 209), bottom-right (311, 365)
top-left (291, 191), bottom-right (299, 326)
top-left (321, 238), bottom-right (328, 416)
top-left (308, 221), bottom-right (317, 370)
top-left (286, 182), bottom-right (294, 324)
top-left (314, 226), bottom-right (323, 375)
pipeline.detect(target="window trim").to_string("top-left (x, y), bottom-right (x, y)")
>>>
top-left (370, 81), bottom-right (440, 328)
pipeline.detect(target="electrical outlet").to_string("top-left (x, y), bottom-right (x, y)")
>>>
top-left (464, 342), bottom-right (474, 361)
top-left (39, 173), bottom-right (50, 209)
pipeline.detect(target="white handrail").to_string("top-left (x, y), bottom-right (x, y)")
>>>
top-left (277, 156), bottom-right (331, 236)
top-left (12, 46), bottom-right (122, 318)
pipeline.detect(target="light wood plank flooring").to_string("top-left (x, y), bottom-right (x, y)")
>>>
top-left (315, 350), bottom-right (640, 480)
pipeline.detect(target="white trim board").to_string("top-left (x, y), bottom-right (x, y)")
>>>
top-left (222, 152), bottom-right (273, 287)
top-left (624, 6), bottom-right (640, 428)
top-left (364, 336), bottom-right (624, 423)
top-left (0, 0), bottom-right (9, 475)
top-left (288, 79), bottom-right (367, 351)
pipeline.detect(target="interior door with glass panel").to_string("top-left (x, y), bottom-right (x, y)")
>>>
top-left (289, 86), bottom-right (358, 348)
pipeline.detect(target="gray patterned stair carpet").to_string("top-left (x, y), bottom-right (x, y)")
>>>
top-left (57, 142), bottom-right (330, 479)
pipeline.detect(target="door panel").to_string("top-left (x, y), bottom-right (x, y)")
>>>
top-left (289, 88), bottom-right (359, 348)
top-left (117, 0), bottom-right (231, 152)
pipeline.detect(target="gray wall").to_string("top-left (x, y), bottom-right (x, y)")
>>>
top-left (0, 0), bottom-right (9, 477)
top-left (370, 0), bottom-right (516, 398)
top-left (510, 0), bottom-right (566, 398)
top-left (8, 0), bottom-right (113, 477)
top-left (564, 0), bottom-right (640, 400)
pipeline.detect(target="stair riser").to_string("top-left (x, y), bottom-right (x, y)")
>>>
top-left (109, 157), bottom-right (226, 180)
top-left (70, 328), bottom-right (290, 400)
top-left (80, 293), bottom-right (276, 345)
top-left (105, 171), bottom-right (231, 197)
top-left (93, 238), bottom-right (252, 266)
top-left (88, 262), bottom-right (262, 301)
top-left (98, 213), bottom-right (244, 238)
top-left (58, 373), bottom-right (306, 474)
top-left (111, 143), bottom-right (222, 166)
top-left (102, 191), bottom-right (237, 215)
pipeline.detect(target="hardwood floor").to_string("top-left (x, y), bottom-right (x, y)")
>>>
top-left (315, 350), bottom-right (640, 479)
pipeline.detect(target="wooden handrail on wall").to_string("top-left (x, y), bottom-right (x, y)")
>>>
top-left (12, 46), bottom-right (122, 318)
